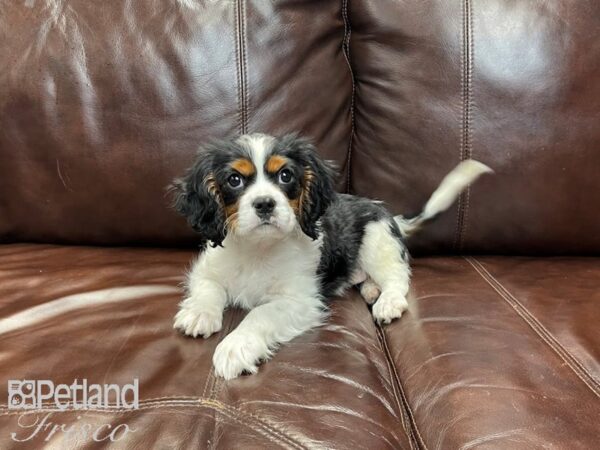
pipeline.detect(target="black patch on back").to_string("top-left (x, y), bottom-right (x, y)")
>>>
top-left (317, 194), bottom-right (402, 297)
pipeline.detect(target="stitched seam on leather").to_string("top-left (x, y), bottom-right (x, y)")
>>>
top-left (201, 369), bottom-right (213, 401)
top-left (234, 0), bottom-right (241, 134)
top-left (202, 308), bottom-right (234, 401)
top-left (201, 307), bottom-right (242, 418)
top-left (209, 406), bottom-right (294, 450)
top-left (212, 400), bottom-right (306, 450)
top-left (380, 353), bottom-right (409, 431)
top-left (376, 326), bottom-right (420, 450)
top-left (202, 347), bottom-right (215, 400)
top-left (460, 0), bottom-right (475, 249)
top-left (241, 0), bottom-right (249, 133)
top-left (377, 326), bottom-right (429, 450)
top-left (206, 309), bottom-right (227, 449)
top-left (0, 397), bottom-right (200, 410)
top-left (454, 0), bottom-right (474, 251)
top-left (209, 308), bottom-right (242, 415)
top-left (342, 0), bottom-right (356, 194)
top-left (453, 0), bottom-right (466, 249)
top-left (210, 310), bottom-right (236, 402)
top-left (465, 257), bottom-right (600, 398)
top-left (374, 327), bottom-right (412, 445)
top-left (0, 401), bottom-right (299, 449)
top-left (0, 399), bottom-right (305, 449)
top-left (234, 0), bottom-right (248, 135)
top-left (0, 401), bottom-right (198, 416)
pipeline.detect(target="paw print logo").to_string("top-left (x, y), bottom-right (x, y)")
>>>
top-left (7, 380), bottom-right (36, 410)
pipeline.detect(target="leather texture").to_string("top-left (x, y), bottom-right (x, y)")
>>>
top-left (347, 0), bottom-right (600, 254)
top-left (1, 0), bottom-right (599, 448)
top-left (2, 0), bottom-right (598, 253)
top-left (0, 0), bottom-right (351, 246)
top-left (384, 256), bottom-right (600, 449)
top-left (0, 245), bottom-right (598, 448)
top-left (0, 244), bottom-right (412, 449)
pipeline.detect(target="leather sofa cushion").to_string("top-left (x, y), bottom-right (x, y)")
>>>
top-left (347, 0), bottom-right (600, 254)
top-left (0, 244), bottom-right (411, 449)
top-left (1, 244), bottom-right (597, 448)
top-left (384, 256), bottom-right (600, 448)
top-left (0, 0), bottom-right (352, 246)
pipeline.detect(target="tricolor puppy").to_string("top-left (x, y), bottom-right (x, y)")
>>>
top-left (171, 133), bottom-right (491, 379)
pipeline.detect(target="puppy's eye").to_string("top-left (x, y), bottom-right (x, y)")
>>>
top-left (278, 169), bottom-right (293, 184)
top-left (228, 173), bottom-right (244, 188)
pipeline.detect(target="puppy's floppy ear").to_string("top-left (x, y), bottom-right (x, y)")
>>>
top-left (280, 134), bottom-right (337, 239)
top-left (169, 146), bottom-right (226, 248)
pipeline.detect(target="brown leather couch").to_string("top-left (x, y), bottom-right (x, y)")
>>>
top-left (1, 1), bottom-right (598, 448)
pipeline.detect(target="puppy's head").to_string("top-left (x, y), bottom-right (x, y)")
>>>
top-left (170, 133), bottom-right (337, 246)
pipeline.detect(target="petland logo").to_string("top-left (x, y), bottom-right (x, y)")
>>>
top-left (7, 379), bottom-right (138, 443)
top-left (8, 379), bottom-right (139, 410)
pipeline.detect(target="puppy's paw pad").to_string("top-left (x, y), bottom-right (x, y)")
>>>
top-left (213, 332), bottom-right (270, 380)
top-left (360, 280), bottom-right (381, 305)
top-left (173, 303), bottom-right (222, 338)
top-left (372, 292), bottom-right (408, 324)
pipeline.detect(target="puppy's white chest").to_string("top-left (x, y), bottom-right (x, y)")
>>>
top-left (201, 234), bottom-right (322, 309)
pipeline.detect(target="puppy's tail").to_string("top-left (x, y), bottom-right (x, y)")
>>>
top-left (394, 160), bottom-right (493, 238)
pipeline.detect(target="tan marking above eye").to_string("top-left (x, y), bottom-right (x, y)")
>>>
top-left (265, 155), bottom-right (288, 174)
top-left (230, 159), bottom-right (255, 177)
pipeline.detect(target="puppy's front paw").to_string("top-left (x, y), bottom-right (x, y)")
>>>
top-left (212, 331), bottom-right (271, 380)
top-left (173, 300), bottom-right (223, 338)
top-left (372, 291), bottom-right (408, 324)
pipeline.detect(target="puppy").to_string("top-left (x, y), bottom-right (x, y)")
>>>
top-left (171, 133), bottom-right (491, 379)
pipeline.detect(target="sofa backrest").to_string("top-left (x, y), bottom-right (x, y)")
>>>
top-left (0, 0), bottom-right (351, 246)
top-left (1, 0), bottom-right (598, 254)
top-left (348, 0), bottom-right (600, 254)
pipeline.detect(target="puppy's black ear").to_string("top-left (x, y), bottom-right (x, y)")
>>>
top-left (280, 134), bottom-right (338, 240)
top-left (170, 147), bottom-right (226, 248)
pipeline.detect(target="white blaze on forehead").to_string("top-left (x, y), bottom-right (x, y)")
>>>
top-left (232, 134), bottom-right (297, 235)
top-left (237, 133), bottom-right (276, 181)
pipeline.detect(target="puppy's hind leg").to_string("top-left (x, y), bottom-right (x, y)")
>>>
top-left (359, 220), bottom-right (410, 324)
top-left (359, 278), bottom-right (381, 305)
top-left (349, 269), bottom-right (380, 304)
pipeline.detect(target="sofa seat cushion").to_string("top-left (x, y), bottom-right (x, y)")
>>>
top-left (0, 244), bottom-right (412, 449)
top-left (1, 245), bottom-right (597, 448)
top-left (384, 257), bottom-right (600, 449)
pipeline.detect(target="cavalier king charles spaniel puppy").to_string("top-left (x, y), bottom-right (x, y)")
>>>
top-left (171, 133), bottom-right (491, 379)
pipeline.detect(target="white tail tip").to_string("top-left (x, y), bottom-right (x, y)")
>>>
top-left (422, 159), bottom-right (493, 220)
top-left (394, 160), bottom-right (493, 238)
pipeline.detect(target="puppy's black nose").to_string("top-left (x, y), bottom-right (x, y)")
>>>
top-left (253, 196), bottom-right (276, 216)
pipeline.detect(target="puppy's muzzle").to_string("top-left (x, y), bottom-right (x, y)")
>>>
top-left (253, 196), bottom-right (276, 219)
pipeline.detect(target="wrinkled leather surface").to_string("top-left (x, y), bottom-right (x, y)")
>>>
top-left (3, 0), bottom-right (599, 253)
top-left (1, 245), bottom-right (598, 448)
top-left (384, 257), bottom-right (600, 449)
top-left (348, 0), bottom-right (600, 254)
top-left (0, 244), bottom-right (412, 449)
top-left (0, 0), bottom-right (351, 246)
top-left (1, 0), bottom-right (599, 448)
